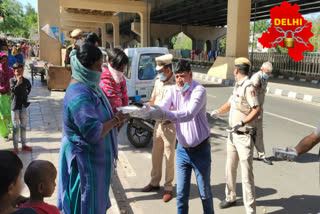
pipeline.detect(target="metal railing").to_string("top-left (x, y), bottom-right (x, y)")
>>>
top-left (249, 52), bottom-right (320, 79)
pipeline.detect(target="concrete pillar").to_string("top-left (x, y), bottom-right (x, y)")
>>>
top-left (139, 2), bottom-right (151, 47)
top-left (208, 0), bottom-right (252, 80)
top-left (113, 18), bottom-right (120, 48)
top-left (38, 0), bottom-right (61, 65)
top-left (101, 24), bottom-right (107, 48)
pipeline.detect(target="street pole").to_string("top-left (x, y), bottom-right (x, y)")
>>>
top-left (251, 0), bottom-right (257, 73)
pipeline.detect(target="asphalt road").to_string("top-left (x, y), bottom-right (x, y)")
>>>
top-left (112, 78), bottom-right (320, 214)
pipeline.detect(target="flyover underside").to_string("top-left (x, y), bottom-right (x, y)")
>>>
top-left (150, 0), bottom-right (320, 27)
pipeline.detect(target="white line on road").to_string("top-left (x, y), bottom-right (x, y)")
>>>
top-left (118, 151), bottom-right (136, 177)
top-left (207, 94), bottom-right (216, 98)
top-left (264, 111), bottom-right (316, 129)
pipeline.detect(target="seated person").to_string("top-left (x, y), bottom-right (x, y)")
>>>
top-left (0, 151), bottom-right (37, 214)
top-left (19, 160), bottom-right (60, 214)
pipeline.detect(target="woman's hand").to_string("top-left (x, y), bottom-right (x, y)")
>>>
top-left (115, 110), bottom-right (130, 123)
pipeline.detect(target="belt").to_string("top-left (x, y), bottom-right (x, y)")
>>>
top-left (183, 137), bottom-right (209, 152)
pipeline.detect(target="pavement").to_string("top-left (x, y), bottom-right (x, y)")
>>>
top-left (1, 61), bottom-right (319, 214)
top-left (191, 66), bottom-right (320, 103)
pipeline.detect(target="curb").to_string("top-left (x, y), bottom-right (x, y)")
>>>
top-left (193, 72), bottom-right (320, 104)
top-left (109, 187), bottom-right (122, 214)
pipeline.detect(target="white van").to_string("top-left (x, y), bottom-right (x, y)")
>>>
top-left (124, 47), bottom-right (169, 102)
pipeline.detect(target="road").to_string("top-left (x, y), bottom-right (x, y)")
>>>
top-left (112, 78), bottom-right (320, 214)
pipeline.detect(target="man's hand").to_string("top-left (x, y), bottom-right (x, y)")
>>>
top-left (210, 109), bottom-right (220, 119)
top-left (17, 76), bottom-right (23, 85)
top-left (141, 105), bottom-right (166, 121)
top-left (226, 121), bottom-right (244, 133)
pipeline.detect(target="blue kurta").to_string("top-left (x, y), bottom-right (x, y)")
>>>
top-left (57, 83), bottom-right (115, 214)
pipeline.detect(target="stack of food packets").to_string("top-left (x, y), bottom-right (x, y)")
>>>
top-left (117, 104), bottom-right (154, 118)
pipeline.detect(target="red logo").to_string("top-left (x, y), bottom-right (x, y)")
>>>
top-left (258, 1), bottom-right (314, 61)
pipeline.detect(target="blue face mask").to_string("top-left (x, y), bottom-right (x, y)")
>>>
top-left (158, 72), bottom-right (167, 81)
top-left (262, 73), bottom-right (269, 80)
top-left (179, 82), bottom-right (190, 92)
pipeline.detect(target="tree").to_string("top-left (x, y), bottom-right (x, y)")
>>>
top-left (0, 0), bottom-right (38, 38)
top-left (307, 16), bottom-right (320, 52)
top-left (250, 20), bottom-right (271, 34)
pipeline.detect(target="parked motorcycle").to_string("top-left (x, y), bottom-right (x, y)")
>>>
top-left (126, 96), bottom-right (155, 148)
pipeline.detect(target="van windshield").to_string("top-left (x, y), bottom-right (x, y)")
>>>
top-left (138, 53), bottom-right (162, 80)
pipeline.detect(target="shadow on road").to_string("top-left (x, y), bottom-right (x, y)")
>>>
top-left (268, 153), bottom-right (320, 163)
top-left (257, 194), bottom-right (320, 214)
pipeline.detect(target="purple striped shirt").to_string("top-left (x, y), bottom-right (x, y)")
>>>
top-left (159, 80), bottom-right (210, 148)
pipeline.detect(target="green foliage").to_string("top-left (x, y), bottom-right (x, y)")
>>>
top-left (307, 16), bottom-right (320, 52)
top-left (219, 36), bottom-right (226, 54)
top-left (250, 20), bottom-right (271, 33)
top-left (0, 0), bottom-right (38, 38)
top-left (171, 32), bottom-right (192, 50)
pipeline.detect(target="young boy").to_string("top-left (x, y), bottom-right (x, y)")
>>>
top-left (19, 160), bottom-right (60, 214)
top-left (10, 63), bottom-right (32, 154)
top-left (0, 150), bottom-right (37, 214)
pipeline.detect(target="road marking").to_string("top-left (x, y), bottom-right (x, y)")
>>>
top-left (265, 111), bottom-right (316, 129)
top-left (118, 151), bottom-right (136, 177)
top-left (207, 94), bottom-right (216, 98)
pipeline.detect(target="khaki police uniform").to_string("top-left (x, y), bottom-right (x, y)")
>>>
top-left (65, 29), bottom-right (82, 69)
top-left (149, 55), bottom-right (176, 191)
top-left (250, 71), bottom-right (268, 159)
top-left (226, 76), bottom-right (259, 214)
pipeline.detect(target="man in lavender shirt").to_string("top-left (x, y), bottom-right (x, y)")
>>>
top-left (142, 59), bottom-right (214, 214)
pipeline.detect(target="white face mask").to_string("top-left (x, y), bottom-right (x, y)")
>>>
top-left (75, 39), bottom-right (84, 47)
top-left (108, 63), bottom-right (124, 83)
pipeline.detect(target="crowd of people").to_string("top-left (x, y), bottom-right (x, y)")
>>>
top-left (0, 29), bottom-right (319, 214)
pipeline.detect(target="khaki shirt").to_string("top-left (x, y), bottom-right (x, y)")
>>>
top-left (151, 73), bottom-right (176, 105)
top-left (229, 77), bottom-right (259, 130)
top-left (250, 72), bottom-right (268, 107)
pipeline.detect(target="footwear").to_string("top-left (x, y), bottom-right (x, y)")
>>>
top-left (163, 191), bottom-right (172, 202)
top-left (22, 146), bottom-right (32, 152)
top-left (13, 148), bottom-right (19, 155)
top-left (219, 200), bottom-right (236, 209)
top-left (141, 184), bottom-right (160, 192)
top-left (262, 157), bottom-right (273, 165)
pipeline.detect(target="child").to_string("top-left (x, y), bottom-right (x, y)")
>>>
top-left (0, 150), bottom-right (37, 214)
top-left (10, 63), bottom-right (32, 154)
top-left (19, 160), bottom-right (60, 214)
top-left (15, 49), bottom-right (24, 65)
top-left (99, 48), bottom-right (129, 114)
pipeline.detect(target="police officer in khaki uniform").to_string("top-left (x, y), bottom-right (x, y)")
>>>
top-left (141, 54), bottom-right (177, 202)
top-left (65, 29), bottom-right (83, 68)
top-left (250, 62), bottom-right (273, 165)
top-left (211, 57), bottom-right (260, 214)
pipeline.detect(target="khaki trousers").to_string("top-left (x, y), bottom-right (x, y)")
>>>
top-left (150, 122), bottom-right (176, 191)
top-left (225, 132), bottom-right (256, 214)
top-left (255, 111), bottom-right (265, 158)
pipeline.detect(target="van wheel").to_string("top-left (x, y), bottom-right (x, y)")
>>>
top-left (127, 121), bottom-right (152, 148)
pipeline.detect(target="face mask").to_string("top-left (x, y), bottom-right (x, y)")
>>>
top-left (179, 82), bottom-right (190, 93)
top-left (262, 73), bottom-right (269, 80)
top-left (1, 51), bottom-right (8, 55)
top-left (75, 39), bottom-right (84, 47)
top-left (108, 63), bottom-right (124, 83)
top-left (158, 72), bottom-right (167, 81)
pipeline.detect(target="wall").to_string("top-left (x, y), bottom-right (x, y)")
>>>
top-left (38, 0), bottom-right (61, 65)
top-left (150, 23), bottom-right (227, 49)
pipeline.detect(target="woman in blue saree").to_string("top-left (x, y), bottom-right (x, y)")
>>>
top-left (57, 43), bottom-right (129, 214)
